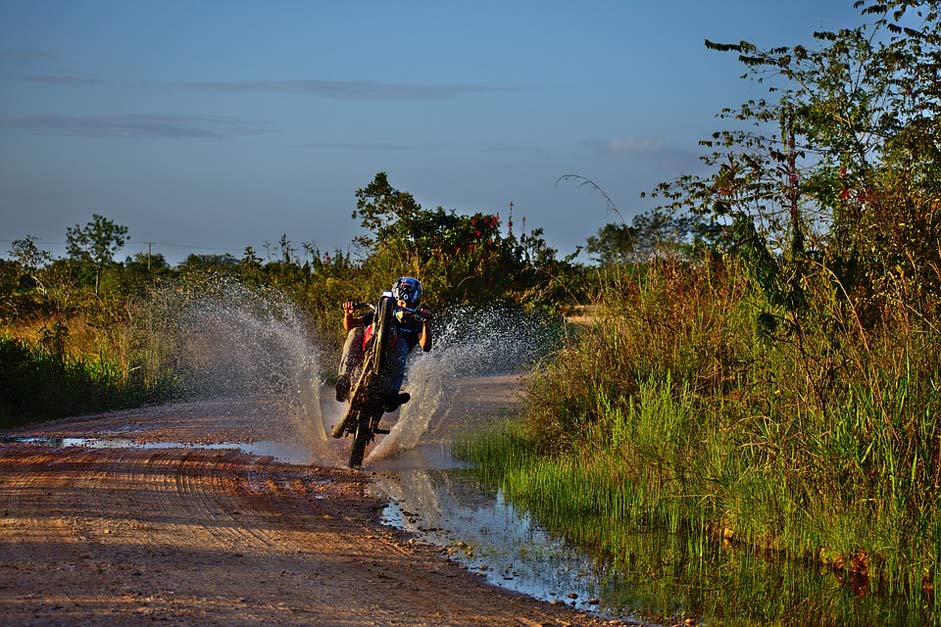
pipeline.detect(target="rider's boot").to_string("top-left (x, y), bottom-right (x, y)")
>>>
top-left (384, 392), bottom-right (410, 413)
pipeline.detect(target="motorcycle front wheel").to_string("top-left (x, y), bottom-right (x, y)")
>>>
top-left (348, 412), bottom-right (372, 468)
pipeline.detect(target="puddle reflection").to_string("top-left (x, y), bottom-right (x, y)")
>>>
top-left (372, 469), bottom-right (637, 621)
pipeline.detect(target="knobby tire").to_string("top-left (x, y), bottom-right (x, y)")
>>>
top-left (348, 412), bottom-right (371, 468)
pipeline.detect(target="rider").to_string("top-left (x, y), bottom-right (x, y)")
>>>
top-left (335, 276), bottom-right (432, 412)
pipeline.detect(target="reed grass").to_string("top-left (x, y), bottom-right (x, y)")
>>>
top-left (459, 255), bottom-right (941, 623)
top-left (0, 332), bottom-right (176, 427)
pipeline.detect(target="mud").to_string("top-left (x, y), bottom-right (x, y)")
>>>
top-left (0, 389), bottom-right (620, 626)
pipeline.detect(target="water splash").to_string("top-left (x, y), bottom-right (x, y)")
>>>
top-left (366, 307), bottom-right (558, 462)
top-left (144, 277), bottom-right (337, 463)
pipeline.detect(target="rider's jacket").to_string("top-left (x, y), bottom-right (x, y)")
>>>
top-left (360, 310), bottom-right (424, 350)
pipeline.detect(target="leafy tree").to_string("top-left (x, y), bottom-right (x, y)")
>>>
top-left (66, 214), bottom-right (129, 296)
top-left (278, 234), bottom-right (295, 263)
top-left (654, 0), bottom-right (941, 323)
top-left (586, 223), bottom-right (637, 265)
top-left (179, 253), bottom-right (239, 272)
top-left (8, 235), bottom-right (53, 296)
top-left (586, 210), bottom-right (701, 265)
top-left (352, 172), bottom-right (422, 252)
top-left (125, 252), bottom-right (169, 272)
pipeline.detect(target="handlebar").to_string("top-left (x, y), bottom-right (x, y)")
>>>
top-left (344, 299), bottom-right (428, 322)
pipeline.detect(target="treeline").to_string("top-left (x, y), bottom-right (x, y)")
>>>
top-left (0, 172), bottom-right (582, 424)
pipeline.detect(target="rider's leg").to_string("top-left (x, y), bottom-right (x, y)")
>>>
top-left (335, 327), bottom-right (364, 401)
top-left (382, 337), bottom-right (412, 411)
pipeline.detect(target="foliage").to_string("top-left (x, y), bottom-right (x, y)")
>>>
top-left (654, 0), bottom-right (941, 329)
top-left (0, 328), bottom-right (175, 426)
top-left (488, 258), bottom-right (941, 614)
top-left (352, 172), bottom-right (583, 308)
top-left (66, 213), bottom-right (129, 296)
top-left (1, 174), bottom-right (585, 422)
top-left (586, 209), bottom-right (703, 264)
top-left (465, 8), bottom-right (941, 609)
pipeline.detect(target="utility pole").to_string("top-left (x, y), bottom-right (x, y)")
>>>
top-left (145, 241), bottom-right (153, 271)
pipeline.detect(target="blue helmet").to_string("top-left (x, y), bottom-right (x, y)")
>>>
top-left (391, 277), bottom-right (422, 307)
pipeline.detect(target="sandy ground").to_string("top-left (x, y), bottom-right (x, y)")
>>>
top-left (0, 378), bottom-right (621, 627)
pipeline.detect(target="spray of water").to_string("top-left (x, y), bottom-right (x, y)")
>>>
top-left (366, 307), bottom-right (558, 463)
top-left (145, 277), bottom-right (338, 463)
top-left (144, 278), bottom-right (557, 468)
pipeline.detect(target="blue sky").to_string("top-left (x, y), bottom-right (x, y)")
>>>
top-left (0, 1), bottom-right (861, 263)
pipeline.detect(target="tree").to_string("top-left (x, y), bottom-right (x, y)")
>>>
top-left (352, 172), bottom-right (422, 252)
top-left (180, 253), bottom-right (239, 272)
top-left (66, 214), bottom-right (129, 296)
top-left (653, 0), bottom-right (941, 322)
top-left (278, 234), bottom-right (296, 264)
top-left (8, 235), bottom-right (53, 295)
top-left (586, 210), bottom-right (701, 265)
top-left (586, 223), bottom-right (638, 265)
top-left (126, 252), bottom-right (168, 272)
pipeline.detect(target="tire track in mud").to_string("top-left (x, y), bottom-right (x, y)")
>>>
top-left (0, 447), bottom-right (125, 622)
top-left (1, 405), bottom-right (613, 626)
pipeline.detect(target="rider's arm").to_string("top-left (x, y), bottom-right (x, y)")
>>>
top-left (342, 301), bottom-right (364, 331)
top-left (417, 310), bottom-right (432, 351)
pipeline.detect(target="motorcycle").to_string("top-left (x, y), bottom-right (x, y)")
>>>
top-left (331, 292), bottom-right (426, 468)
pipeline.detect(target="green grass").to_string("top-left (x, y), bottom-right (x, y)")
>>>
top-left (0, 333), bottom-right (177, 427)
top-left (459, 258), bottom-right (941, 624)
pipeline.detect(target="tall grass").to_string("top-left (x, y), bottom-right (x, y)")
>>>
top-left (0, 330), bottom-right (177, 427)
top-left (461, 256), bottom-right (941, 620)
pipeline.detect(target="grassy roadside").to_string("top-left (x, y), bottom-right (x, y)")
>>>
top-left (459, 256), bottom-right (941, 621)
top-left (0, 330), bottom-right (176, 428)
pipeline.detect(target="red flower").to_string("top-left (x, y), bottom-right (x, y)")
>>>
top-left (475, 230), bottom-right (481, 238)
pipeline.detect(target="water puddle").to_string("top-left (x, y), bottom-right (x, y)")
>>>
top-left (0, 435), bottom-right (316, 465)
top-left (371, 469), bottom-right (640, 623)
top-left (370, 466), bottom-right (933, 626)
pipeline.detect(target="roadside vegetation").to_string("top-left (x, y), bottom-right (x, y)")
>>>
top-left (0, 174), bottom-right (579, 427)
top-left (462, 0), bottom-right (941, 620)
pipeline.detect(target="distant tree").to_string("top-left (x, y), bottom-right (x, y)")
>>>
top-left (8, 235), bottom-right (54, 295)
top-left (66, 214), bottom-right (129, 296)
top-left (242, 246), bottom-right (262, 266)
top-left (301, 241), bottom-right (317, 265)
top-left (353, 172), bottom-right (422, 251)
top-left (586, 210), bottom-right (701, 265)
top-left (180, 253), bottom-right (239, 271)
top-left (125, 251), bottom-right (168, 272)
top-left (278, 234), bottom-right (296, 264)
top-left (586, 223), bottom-right (637, 265)
top-left (239, 246), bottom-right (263, 283)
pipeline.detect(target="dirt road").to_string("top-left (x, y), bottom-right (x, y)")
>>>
top-left (0, 388), bottom-right (615, 626)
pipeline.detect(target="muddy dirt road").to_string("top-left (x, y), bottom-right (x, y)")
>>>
top-left (0, 380), bottom-right (615, 626)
